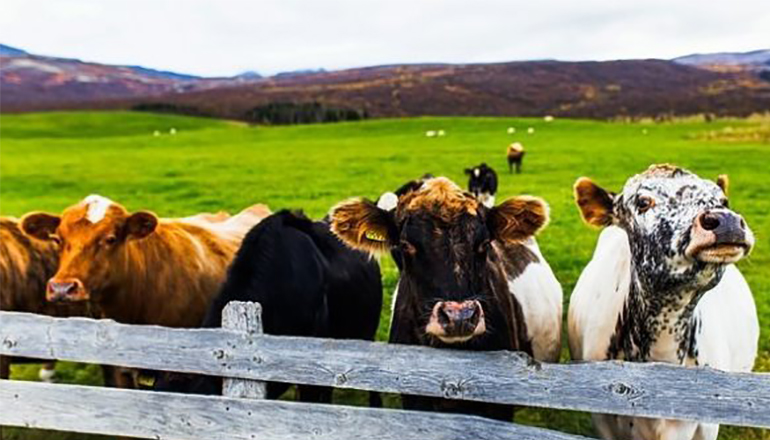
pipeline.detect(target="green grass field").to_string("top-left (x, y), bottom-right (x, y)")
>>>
top-left (1, 111), bottom-right (768, 440)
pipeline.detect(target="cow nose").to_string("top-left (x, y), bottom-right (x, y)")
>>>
top-left (697, 210), bottom-right (746, 244)
top-left (46, 278), bottom-right (85, 302)
top-left (426, 300), bottom-right (486, 343)
top-left (438, 301), bottom-right (481, 326)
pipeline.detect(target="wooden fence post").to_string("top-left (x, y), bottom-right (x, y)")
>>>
top-left (221, 301), bottom-right (267, 399)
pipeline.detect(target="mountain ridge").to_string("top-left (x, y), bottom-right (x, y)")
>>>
top-left (2, 45), bottom-right (769, 119)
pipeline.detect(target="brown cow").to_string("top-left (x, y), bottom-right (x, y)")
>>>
top-left (20, 195), bottom-right (269, 385)
top-left (0, 217), bottom-right (89, 382)
top-left (21, 195), bottom-right (269, 325)
top-left (507, 142), bottom-right (525, 174)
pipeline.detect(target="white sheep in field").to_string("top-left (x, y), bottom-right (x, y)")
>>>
top-left (527, 127), bottom-right (535, 134)
top-left (153, 130), bottom-right (161, 137)
top-left (507, 127), bottom-right (516, 134)
top-left (544, 115), bottom-right (554, 122)
top-left (425, 130), bottom-right (437, 137)
top-left (170, 128), bottom-right (177, 135)
top-left (437, 130), bottom-right (446, 137)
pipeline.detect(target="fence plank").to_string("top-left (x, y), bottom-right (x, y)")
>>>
top-left (222, 302), bottom-right (266, 399)
top-left (0, 380), bottom-right (587, 440)
top-left (1, 311), bottom-right (769, 428)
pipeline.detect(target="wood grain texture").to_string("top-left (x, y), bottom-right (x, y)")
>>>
top-left (0, 380), bottom-right (589, 440)
top-left (222, 302), bottom-right (266, 399)
top-left (1, 310), bottom-right (769, 428)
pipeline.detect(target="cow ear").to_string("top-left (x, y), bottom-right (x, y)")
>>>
top-left (716, 174), bottom-right (729, 196)
top-left (21, 213), bottom-right (61, 241)
top-left (574, 177), bottom-right (615, 227)
top-left (125, 211), bottom-right (158, 239)
top-left (489, 196), bottom-right (549, 243)
top-left (330, 198), bottom-right (396, 256)
top-left (464, 168), bottom-right (472, 175)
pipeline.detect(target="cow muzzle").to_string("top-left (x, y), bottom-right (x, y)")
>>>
top-left (425, 300), bottom-right (486, 344)
top-left (686, 209), bottom-right (754, 264)
top-left (46, 278), bottom-right (88, 302)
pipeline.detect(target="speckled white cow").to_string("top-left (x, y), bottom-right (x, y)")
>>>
top-left (569, 164), bottom-right (758, 440)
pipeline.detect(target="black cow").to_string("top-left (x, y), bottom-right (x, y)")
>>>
top-left (331, 177), bottom-right (551, 420)
top-left (465, 163), bottom-right (498, 208)
top-left (153, 211), bottom-right (383, 404)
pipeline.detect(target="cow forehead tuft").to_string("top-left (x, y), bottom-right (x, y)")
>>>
top-left (622, 164), bottom-right (720, 200)
top-left (82, 194), bottom-right (115, 224)
top-left (400, 177), bottom-right (479, 219)
top-left (639, 163), bottom-right (687, 179)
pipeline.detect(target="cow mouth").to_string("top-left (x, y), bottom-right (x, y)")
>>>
top-left (692, 243), bottom-right (749, 264)
top-left (46, 291), bottom-right (90, 303)
top-left (431, 330), bottom-right (485, 344)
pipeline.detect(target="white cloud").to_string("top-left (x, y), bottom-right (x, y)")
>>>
top-left (0, 0), bottom-right (767, 76)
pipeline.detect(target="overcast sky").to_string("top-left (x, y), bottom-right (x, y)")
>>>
top-left (1, 0), bottom-right (767, 77)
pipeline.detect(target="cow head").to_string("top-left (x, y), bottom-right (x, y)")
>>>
top-left (575, 164), bottom-right (754, 294)
top-left (21, 195), bottom-right (159, 303)
top-left (331, 177), bottom-right (548, 347)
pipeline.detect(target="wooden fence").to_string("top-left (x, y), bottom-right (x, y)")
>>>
top-left (1, 301), bottom-right (768, 440)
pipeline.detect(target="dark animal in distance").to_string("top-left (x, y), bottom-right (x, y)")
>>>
top-left (507, 143), bottom-right (525, 174)
top-left (331, 177), bottom-right (562, 420)
top-left (154, 210), bottom-right (383, 405)
top-left (465, 163), bottom-right (498, 208)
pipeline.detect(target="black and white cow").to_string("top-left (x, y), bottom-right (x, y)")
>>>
top-left (569, 164), bottom-right (758, 440)
top-left (154, 210), bottom-right (383, 404)
top-left (465, 163), bottom-right (498, 208)
top-left (331, 177), bottom-right (562, 420)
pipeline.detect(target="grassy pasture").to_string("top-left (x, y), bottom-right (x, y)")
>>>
top-left (0, 111), bottom-right (768, 439)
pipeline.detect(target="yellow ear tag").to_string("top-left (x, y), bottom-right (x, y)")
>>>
top-left (137, 374), bottom-right (156, 388)
top-left (365, 230), bottom-right (386, 242)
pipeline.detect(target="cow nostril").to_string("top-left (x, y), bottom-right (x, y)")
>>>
top-left (467, 306), bottom-right (480, 324)
top-left (740, 218), bottom-right (746, 229)
top-left (700, 212), bottom-right (720, 231)
top-left (437, 304), bottom-right (451, 325)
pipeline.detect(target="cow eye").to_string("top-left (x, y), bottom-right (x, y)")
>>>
top-left (721, 198), bottom-right (730, 209)
top-left (400, 240), bottom-right (417, 256)
top-left (477, 239), bottom-right (491, 254)
top-left (636, 196), bottom-right (655, 213)
top-left (104, 235), bottom-right (118, 246)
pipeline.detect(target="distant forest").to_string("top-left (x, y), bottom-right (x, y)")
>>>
top-left (133, 101), bottom-right (367, 125)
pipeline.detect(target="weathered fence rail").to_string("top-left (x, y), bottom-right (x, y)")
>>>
top-left (1, 302), bottom-right (769, 440)
top-left (0, 381), bottom-right (588, 440)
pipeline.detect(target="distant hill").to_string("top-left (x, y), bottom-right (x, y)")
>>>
top-left (274, 68), bottom-right (326, 78)
top-left (234, 70), bottom-right (263, 80)
top-left (2, 45), bottom-right (769, 119)
top-left (108, 59), bottom-right (770, 121)
top-left (0, 47), bottom-right (211, 108)
top-left (0, 44), bottom-right (27, 57)
top-left (673, 49), bottom-right (770, 71)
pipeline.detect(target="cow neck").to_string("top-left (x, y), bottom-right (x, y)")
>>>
top-left (610, 261), bottom-right (721, 364)
top-left (489, 248), bottom-right (531, 354)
